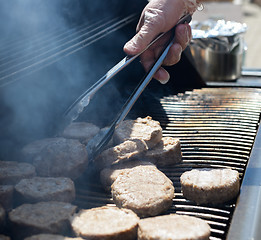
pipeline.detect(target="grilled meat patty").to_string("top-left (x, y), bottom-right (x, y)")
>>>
top-left (0, 161), bottom-right (35, 185)
top-left (22, 138), bottom-right (88, 180)
top-left (95, 139), bottom-right (148, 169)
top-left (70, 206), bottom-right (139, 240)
top-left (180, 168), bottom-right (240, 205)
top-left (144, 137), bottom-right (182, 166)
top-left (100, 161), bottom-right (156, 192)
top-left (61, 122), bottom-right (100, 145)
top-left (113, 116), bottom-right (162, 149)
top-left (8, 201), bottom-right (77, 240)
top-left (14, 177), bottom-right (75, 204)
top-left (138, 214), bottom-right (211, 240)
top-left (0, 185), bottom-right (14, 211)
top-left (111, 165), bottom-right (174, 217)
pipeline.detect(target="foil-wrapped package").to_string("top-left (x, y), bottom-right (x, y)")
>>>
top-left (190, 19), bottom-right (247, 52)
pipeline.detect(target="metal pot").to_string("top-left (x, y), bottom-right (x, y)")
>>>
top-left (189, 39), bottom-right (245, 82)
top-left (189, 19), bottom-right (247, 82)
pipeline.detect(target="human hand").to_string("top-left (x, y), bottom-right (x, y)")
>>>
top-left (124, 0), bottom-right (199, 84)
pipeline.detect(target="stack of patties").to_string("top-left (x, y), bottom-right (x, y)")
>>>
top-left (96, 116), bottom-right (182, 217)
top-left (69, 116), bottom-right (211, 240)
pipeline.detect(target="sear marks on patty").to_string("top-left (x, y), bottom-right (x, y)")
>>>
top-left (180, 168), bottom-right (240, 205)
top-left (61, 122), bottom-right (100, 145)
top-left (0, 161), bottom-right (35, 185)
top-left (113, 116), bottom-right (162, 149)
top-left (14, 177), bottom-right (75, 204)
top-left (100, 161), bottom-right (156, 192)
top-left (138, 214), bottom-right (211, 240)
top-left (95, 139), bottom-right (148, 170)
top-left (8, 201), bottom-right (77, 240)
top-left (111, 165), bottom-right (174, 217)
top-left (144, 137), bottom-right (182, 166)
top-left (70, 206), bottom-right (139, 240)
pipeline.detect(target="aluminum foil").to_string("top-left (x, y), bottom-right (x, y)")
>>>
top-left (190, 19), bottom-right (247, 52)
top-left (191, 19), bottom-right (247, 38)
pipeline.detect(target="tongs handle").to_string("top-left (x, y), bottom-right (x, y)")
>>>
top-left (87, 14), bottom-right (192, 160)
top-left (63, 14), bottom-right (192, 125)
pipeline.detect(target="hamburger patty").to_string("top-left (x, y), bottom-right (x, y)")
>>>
top-left (70, 206), bottom-right (139, 240)
top-left (111, 165), bottom-right (174, 217)
top-left (144, 137), bottom-right (182, 166)
top-left (113, 116), bottom-right (162, 149)
top-left (21, 138), bottom-right (62, 163)
top-left (8, 201), bottom-right (77, 240)
top-left (61, 122), bottom-right (100, 145)
top-left (138, 214), bottom-right (211, 240)
top-left (100, 161), bottom-right (156, 192)
top-left (0, 185), bottom-right (14, 211)
top-left (23, 138), bottom-right (88, 179)
top-left (14, 177), bottom-right (75, 204)
top-left (0, 161), bottom-right (35, 185)
top-left (180, 168), bottom-right (240, 205)
top-left (95, 139), bottom-right (148, 169)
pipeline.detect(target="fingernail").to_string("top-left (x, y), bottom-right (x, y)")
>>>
top-left (159, 74), bottom-right (170, 85)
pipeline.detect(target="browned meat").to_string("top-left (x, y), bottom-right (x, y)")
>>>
top-left (111, 165), bottom-right (174, 217)
top-left (95, 139), bottom-right (148, 170)
top-left (15, 177), bottom-right (75, 204)
top-left (113, 116), bottom-right (162, 149)
top-left (144, 137), bottom-right (182, 166)
top-left (70, 206), bottom-right (139, 240)
top-left (0, 161), bottom-right (35, 185)
top-left (0, 185), bottom-right (14, 211)
top-left (21, 138), bottom-right (61, 163)
top-left (180, 168), bottom-right (240, 205)
top-left (100, 161), bottom-right (156, 192)
top-left (61, 122), bottom-right (100, 145)
top-left (138, 214), bottom-right (211, 240)
top-left (8, 201), bottom-right (77, 240)
top-left (23, 138), bottom-right (88, 180)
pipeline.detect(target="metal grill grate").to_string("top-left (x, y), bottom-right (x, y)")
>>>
top-left (0, 14), bottom-right (138, 87)
top-left (74, 87), bottom-right (261, 240)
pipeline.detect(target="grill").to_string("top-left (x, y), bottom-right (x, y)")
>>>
top-left (74, 87), bottom-right (261, 240)
top-left (1, 1), bottom-right (261, 239)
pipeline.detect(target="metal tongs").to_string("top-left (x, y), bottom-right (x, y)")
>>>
top-left (64, 14), bottom-right (192, 161)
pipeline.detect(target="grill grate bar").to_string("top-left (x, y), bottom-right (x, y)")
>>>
top-left (0, 14), bottom-right (138, 87)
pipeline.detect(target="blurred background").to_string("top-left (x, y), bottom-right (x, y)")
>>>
top-left (193, 0), bottom-right (261, 68)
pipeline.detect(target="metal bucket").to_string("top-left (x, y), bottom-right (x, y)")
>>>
top-left (190, 19), bottom-right (247, 82)
top-left (189, 39), bottom-right (245, 82)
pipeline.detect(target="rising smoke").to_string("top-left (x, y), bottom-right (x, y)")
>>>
top-left (0, 0), bottom-right (147, 160)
